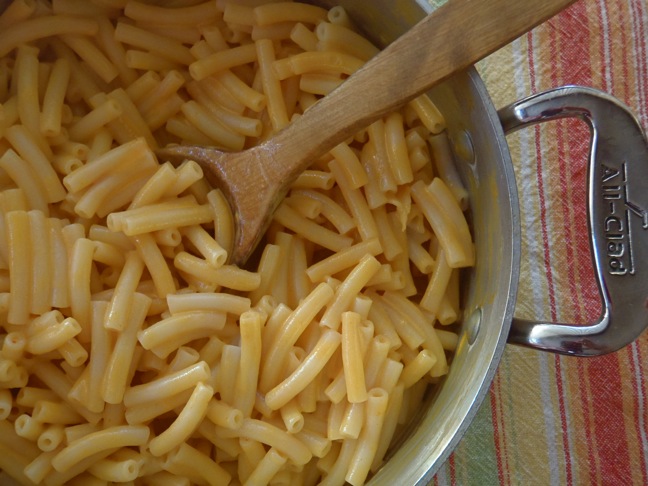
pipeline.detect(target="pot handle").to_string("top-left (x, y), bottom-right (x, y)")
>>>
top-left (498, 86), bottom-right (648, 356)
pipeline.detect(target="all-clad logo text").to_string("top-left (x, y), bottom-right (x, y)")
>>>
top-left (602, 162), bottom-right (647, 276)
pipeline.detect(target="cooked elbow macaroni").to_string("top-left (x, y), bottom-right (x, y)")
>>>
top-left (0, 1), bottom-right (474, 485)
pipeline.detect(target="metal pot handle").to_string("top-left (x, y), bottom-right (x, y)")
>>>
top-left (498, 86), bottom-right (648, 356)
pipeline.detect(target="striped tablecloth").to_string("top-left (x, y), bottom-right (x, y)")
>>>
top-left (429, 0), bottom-right (648, 485)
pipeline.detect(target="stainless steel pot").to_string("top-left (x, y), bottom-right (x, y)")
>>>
top-left (310, 0), bottom-right (648, 483)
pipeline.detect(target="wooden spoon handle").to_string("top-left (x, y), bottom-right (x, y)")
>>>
top-left (263, 0), bottom-right (577, 181)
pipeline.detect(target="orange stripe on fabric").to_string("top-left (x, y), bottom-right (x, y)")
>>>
top-left (622, 340), bottom-right (648, 485)
top-left (527, 21), bottom-right (576, 486)
top-left (552, 6), bottom-right (598, 483)
top-left (612, 0), bottom-right (631, 103)
top-left (630, 0), bottom-right (648, 125)
top-left (576, 3), bottom-right (634, 482)
top-left (551, 0), bottom-right (599, 327)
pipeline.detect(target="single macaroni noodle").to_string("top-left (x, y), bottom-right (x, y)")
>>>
top-left (0, 1), bottom-right (475, 485)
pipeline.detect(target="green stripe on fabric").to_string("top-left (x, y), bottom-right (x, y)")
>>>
top-left (447, 396), bottom-right (500, 486)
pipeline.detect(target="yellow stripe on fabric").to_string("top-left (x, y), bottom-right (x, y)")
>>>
top-left (504, 349), bottom-right (574, 486)
top-left (619, 340), bottom-right (648, 486)
top-left (478, 38), bottom-right (558, 328)
top-left (498, 348), bottom-right (564, 486)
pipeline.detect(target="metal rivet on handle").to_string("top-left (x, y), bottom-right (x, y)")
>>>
top-left (465, 308), bottom-right (482, 345)
top-left (452, 129), bottom-right (475, 165)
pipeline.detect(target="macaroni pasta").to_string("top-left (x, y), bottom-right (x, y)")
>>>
top-left (0, 1), bottom-right (474, 485)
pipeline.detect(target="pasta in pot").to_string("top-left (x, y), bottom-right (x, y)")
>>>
top-left (0, 1), bottom-right (474, 485)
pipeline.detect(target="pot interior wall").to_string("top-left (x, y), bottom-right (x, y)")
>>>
top-left (308, 0), bottom-right (521, 483)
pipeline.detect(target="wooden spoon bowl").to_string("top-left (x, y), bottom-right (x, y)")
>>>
top-left (156, 0), bottom-right (577, 265)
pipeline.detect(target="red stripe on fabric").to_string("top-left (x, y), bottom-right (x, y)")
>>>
top-left (573, 356), bottom-right (597, 484)
top-left (627, 341), bottom-right (648, 484)
top-left (628, 3), bottom-right (648, 479)
top-left (592, 355), bottom-right (632, 483)
top-left (448, 450), bottom-right (456, 486)
top-left (536, 2), bottom-right (646, 485)
top-left (550, 1), bottom-right (597, 326)
top-left (588, 2), bottom-right (634, 483)
top-left (552, 6), bottom-right (594, 483)
top-left (527, 24), bottom-right (574, 486)
top-left (557, 1), bottom-right (601, 326)
top-left (553, 355), bottom-right (573, 485)
top-left (554, 3), bottom-right (603, 482)
top-left (526, 43), bottom-right (557, 329)
top-left (489, 375), bottom-right (509, 486)
top-left (631, 0), bottom-right (648, 123)
top-left (610, 4), bottom-right (646, 482)
top-left (629, 0), bottom-right (648, 106)
top-left (549, 23), bottom-right (581, 325)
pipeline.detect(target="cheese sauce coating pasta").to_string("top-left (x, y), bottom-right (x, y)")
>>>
top-left (0, 1), bottom-right (474, 485)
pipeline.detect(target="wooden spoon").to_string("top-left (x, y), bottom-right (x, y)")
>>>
top-left (157, 0), bottom-right (577, 265)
